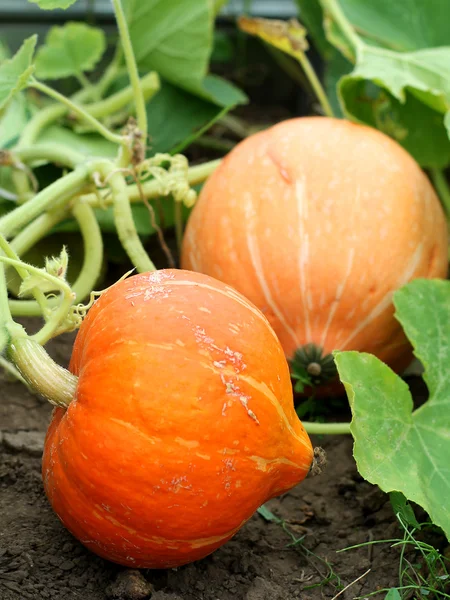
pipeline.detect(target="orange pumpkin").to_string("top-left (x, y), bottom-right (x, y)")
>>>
top-left (42, 269), bottom-right (313, 568)
top-left (181, 117), bottom-right (448, 386)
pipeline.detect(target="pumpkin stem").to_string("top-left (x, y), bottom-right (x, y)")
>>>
top-left (8, 336), bottom-right (77, 408)
top-left (289, 343), bottom-right (337, 390)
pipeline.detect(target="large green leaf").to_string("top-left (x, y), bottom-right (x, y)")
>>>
top-left (335, 279), bottom-right (450, 540)
top-left (28, 0), bottom-right (77, 8)
top-left (123, 0), bottom-right (246, 108)
top-left (35, 23), bottom-right (106, 80)
top-left (296, 0), bottom-right (333, 57)
top-left (0, 36), bottom-right (36, 111)
top-left (320, 0), bottom-right (450, 168)
top-left (335, 0), bottom-right (450, 51)
top-left (147, 80), bottom-right (223, 154)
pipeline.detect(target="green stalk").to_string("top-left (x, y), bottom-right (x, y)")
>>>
top-left (14, 144), bottom-right (85, 169)
top-left (295, 51), bottom-right (335, 118)
top-left (87, 71), bottom-right (159, 119)
top-left (97, 163), bottom-right (155, 272)
top-left (174, 199), bottom-right (184, 254)
top-left (111, 0), bottom-right (148, 136)
top-left (0, 234), bottom-right (48, 316)
top-left (430, 168), bottom-right (450, 218)
top-left (8, 337), bottom-right (77, 407)
top-left (83, 159), bottom-right (221, 207)
top-left (0, 165), bottom-right (90, 237)
top-left (0, 255), bottom-right (75, 347)
top-left (18, 104), bottom-right (66, 148)
top-left (0, 264), bottom-right (14, 353)
top-left (302, 421), bottom-right (351, 435)
top-left (9, 202), bottom-right (103, 317)
top-left (7, 208), bottom-right (66, 303)
top-left (69, 202), bottom-right (104, 301)
top-left (96, 44), bottom-right (123, 98)
top-left (30, 79), bottom-right (124, 145)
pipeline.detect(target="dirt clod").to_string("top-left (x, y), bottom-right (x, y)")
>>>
top-left (106, 570), bottom-right (153, 600)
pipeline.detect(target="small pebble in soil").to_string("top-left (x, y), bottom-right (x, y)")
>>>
top-left (106, 569), bottom-right (154, 600)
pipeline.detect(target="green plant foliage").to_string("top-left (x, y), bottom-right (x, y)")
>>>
top-left (318, 0), bottom-right (450, 167)
top-left (0, 36), bottom-right (36, 111)
top-left (123, 0), bottom-right (247, 108)
top-left (296, 0), bottom-right (333, 57)
top-left (147, 81), bottom-right (226, 154)
top-left (27, 0), bottom-right (78, 8)
top-left (335, 279), bottom-right (450, 541)
top-left (35, 23), bottom-right (106, 80)
top-left (0, 93), bottom-right (30, 148)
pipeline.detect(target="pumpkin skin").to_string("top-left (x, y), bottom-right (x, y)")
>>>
top-left (42, 269), bottom-right (313, 568)
top-left (181, 117), bottom-right (448, 380)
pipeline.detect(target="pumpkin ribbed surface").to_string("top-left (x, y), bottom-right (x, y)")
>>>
top-left (181, 117), bottom-right (448, 375)
top-left (42, 270), bottom-right (313, 568)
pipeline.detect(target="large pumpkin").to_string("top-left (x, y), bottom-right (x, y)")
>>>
top-left (181, 117), bottom-right (448, 385)
top-left (42, 270), bottom-right (313, 568)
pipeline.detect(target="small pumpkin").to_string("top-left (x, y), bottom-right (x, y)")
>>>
top-left (42, 269), bottom-right (313, 568)
top-left (181, 117), bottom-right (448, 386)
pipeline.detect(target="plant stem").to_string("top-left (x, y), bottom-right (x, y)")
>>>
top-left (70, 201), bottom-right (104, 301)
top-left (76, 71), bottom-right (93, 92)
top-left (111, 0), bottom-right (148, 137)
top-left (174, 199), bottom-right (184, 254)
top-left (219, 114), bottom-right (252, 139)
top-left (0, 165), bottom-right (90, 238)
top-left (0, 234), bottom-right (48, 316)
top-left (96, 44), bottom-right (123, 98)
top-left (302, 421), bottom-right (351, 435)
top-left (29, 79), bottom-right (124, 145)
top-left (320, 0), bottom-right (362, 58)
top-left (194, 136), bottom-right (236, 153)
top-left (82, 159), bottom-right (221, 207)
top-left (7, 208), bottom-right (66, 306)
top-left (430, 168), bottom-right (450, 218)
top-left (295, 51), bottom-right (335, 118)
top-left (14, 144), bottom-right (85, 169)
top-left (87, 71), bottom-right (159, 120)
top-left (8, 337), bottom-right (77, 407)
top-left (0, 264), bottom-right (13, 354)
top-left (96, 162), bottom-right (156, 272)
top-left (18, 104), bottom-right (67, 148)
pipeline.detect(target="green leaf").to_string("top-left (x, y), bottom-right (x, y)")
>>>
top-left (384, 590), bottom-right (402, 600)
top-left (28, 0), bottom-right (78, 8)
top-left (296, 0), bottom-right (333, 57)
top-left (0, 93), bottom-right (30, 148)
top-left (35, 22), bottom-right (106, 80)
top-left (0, 36), bottom-right (36, 111)
top-left (257, 505), bottom-right (282, 524)
top-left (324, 49), bottom-right (351, 118)
top-left (147, 81), bottom-right (225, 154)
top-left (124, 0), bottom-right (246, 107)
top-left (336, 0), bottom-right (450, 51)
top-left (321, 0), bottom-right (450, 167)
top-left (335, 279), bottom-right (450, 540)
top-left (389, 492), bottom-right (421, 529)
top-left (339, 82), bottom-right (450, 168)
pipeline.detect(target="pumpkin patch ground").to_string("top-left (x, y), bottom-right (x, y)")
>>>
top-left (0, 335), bottom-right (430, 600)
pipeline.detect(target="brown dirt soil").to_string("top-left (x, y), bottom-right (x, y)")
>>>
top-left (0, 331), bottom-right (420, 600)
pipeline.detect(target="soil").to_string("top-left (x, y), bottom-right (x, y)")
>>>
top-left (0, 330), bottom-right (430, 600)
